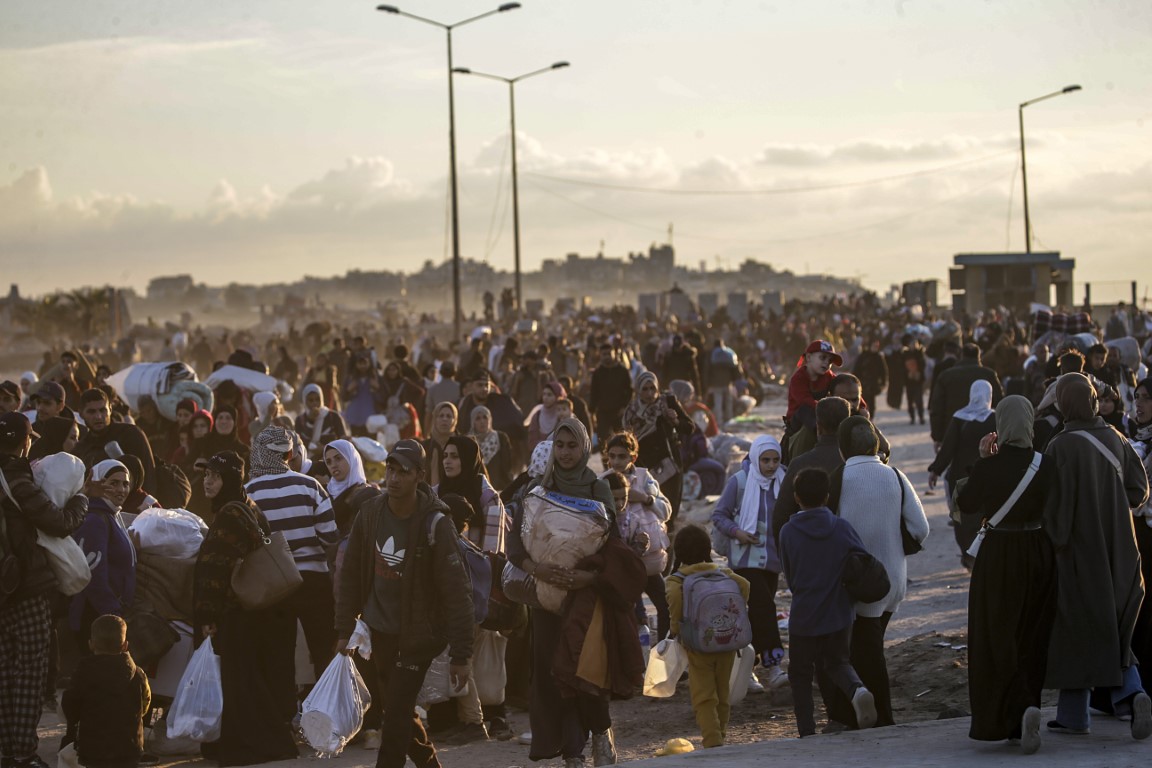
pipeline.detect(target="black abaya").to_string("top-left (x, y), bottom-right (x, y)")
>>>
top-left (213, 605), bottom-right (298, 766)
top-left (957, 446), bottom-right (1058, 741)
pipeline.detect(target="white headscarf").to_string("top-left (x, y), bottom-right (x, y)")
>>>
top-left (91, 459), bottom-right (130, 482)
top-left (737, 435), bottom-right (786, 535)
top-left (324, 439), bottom-right (367, 499)
top-left (953, 380), bottom-right (995, 423)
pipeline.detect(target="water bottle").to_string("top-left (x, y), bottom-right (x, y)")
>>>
top-left (638, 624), bottom-right (652, 664)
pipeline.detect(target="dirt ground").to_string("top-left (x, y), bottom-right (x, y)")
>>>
top-left (36, 402), bottom-right (985, 767)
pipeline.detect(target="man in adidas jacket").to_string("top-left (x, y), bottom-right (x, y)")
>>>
top-left (335, 439), bottom-right (474, 768)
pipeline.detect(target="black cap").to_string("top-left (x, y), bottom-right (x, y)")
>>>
top-left (386, 439), bottom-right (426, 472)
top-left (34, 380), bottom-right (66, 403)
top-left (0, 412), bottom-right (39, 442)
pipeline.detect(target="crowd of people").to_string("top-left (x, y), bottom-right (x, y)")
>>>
top-left (0, 294), bottom-right (1151, 768)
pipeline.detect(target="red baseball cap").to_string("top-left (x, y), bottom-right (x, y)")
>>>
top-left (797, 340), bottom-right (843, 368)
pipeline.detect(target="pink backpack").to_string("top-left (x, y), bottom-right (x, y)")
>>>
top-left (677, 569), bottom-right (752, 653)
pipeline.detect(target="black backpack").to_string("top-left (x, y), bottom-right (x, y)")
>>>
top-left (154, 460), bottom-right (192, 509)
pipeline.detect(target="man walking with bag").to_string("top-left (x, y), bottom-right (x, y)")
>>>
top-left (335, 440), bottom-right (475, 768)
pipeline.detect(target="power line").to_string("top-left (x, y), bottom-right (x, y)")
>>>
top-left (523, 161), bottom-right (1016, 247)
top-left (523, 150), bottom-right (1017, 197)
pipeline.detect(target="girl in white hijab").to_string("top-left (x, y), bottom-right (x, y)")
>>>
top-left (709, 433), bottom-right (788, 688)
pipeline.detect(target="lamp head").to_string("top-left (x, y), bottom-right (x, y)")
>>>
top-left (376, 5), bottom-right (400, 13)
top-left (498, 2), bottom-right (521, 11)
top-left (453, 67), bottom-right (472, 74)
top-left (551, 61), bottom-right (570, 70)
top-left (1062, 84), bottom-right (1082, 93)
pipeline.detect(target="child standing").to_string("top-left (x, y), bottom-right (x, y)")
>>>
top-left (709, 435), bottom-right (788, 690)
top-left (666, 525), bottom-right (750, 748)
top-left (61, 614), bottom-right (151, 768)
top-left (778, 468), bottom-right (876, 737)
top-left (603, 432), bottom-right (672, 639)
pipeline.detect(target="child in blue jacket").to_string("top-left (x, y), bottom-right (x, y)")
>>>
top-left (779, 467), bottom-right (876, 737)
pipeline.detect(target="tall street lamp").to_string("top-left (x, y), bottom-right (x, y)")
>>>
top-left (1018, 84), bottom-right (1081, 254)
top-left (454, 61), bottom-right (569, 313)
top-left (376, 3), bottom-right (521, 340)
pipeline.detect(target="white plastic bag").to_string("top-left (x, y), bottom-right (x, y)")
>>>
top-left (167, 637), bottom-right (223, 742)
top-left (643, 638), bottom-right (689, 698)
top-left (416, 650), bottom-right (468, 708)
top-left (473, 628), bottom-right (508, 705)
top-left (57, 743), bottom-right (80, 768)
top-left (130, 508), bottom-right (207, 559)
top-left (32, 453), bottom-right (86, 507)
top-left (727, 644), bottom-right (756, 705)
top-left (300, 654), bottom-right (371, 757)
top-left (347, 618), bottom-right (373, 660)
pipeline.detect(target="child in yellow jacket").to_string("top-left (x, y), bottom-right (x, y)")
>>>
top-left (666, 525), bottom-right (751, 748)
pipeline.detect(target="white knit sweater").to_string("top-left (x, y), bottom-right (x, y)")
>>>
top-left (838, 455), bottom-right (930, 618)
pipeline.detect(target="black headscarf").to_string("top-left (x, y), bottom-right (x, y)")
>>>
top-left (206, 451), bottom-right (247, 513)
top-left (27, 416), bottom-right (77, 461)
top-left (439, 434), bottom-right (488, 531)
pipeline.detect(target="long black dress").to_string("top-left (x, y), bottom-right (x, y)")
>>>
top-left (956, 446), bottom-right (1058, 741)
top-left (193, 500), bottom-right (298, 766)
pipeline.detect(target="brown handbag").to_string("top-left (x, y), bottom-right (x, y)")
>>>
top-left (231, 530), bottom-right (303, 610)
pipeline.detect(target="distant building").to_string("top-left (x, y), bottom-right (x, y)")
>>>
top-left (147, 275), bottom-right (195, 301)
top-left (949, 252), bottom-right (1074, 314)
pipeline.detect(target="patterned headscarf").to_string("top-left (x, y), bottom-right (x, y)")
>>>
top-left (249, 425), bottom-right (293, 478)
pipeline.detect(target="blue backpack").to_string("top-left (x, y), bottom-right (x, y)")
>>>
top-left (427, 511), bottom-right (492, 625)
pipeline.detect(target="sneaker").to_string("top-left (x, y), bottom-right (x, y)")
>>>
top-left (1046, 720), bottom-right (1089, 735)
top-left (137, 753), bottom-right (160, 766)
top-left (746, 672), bottom-right (765, 694)
top-left (590, 728), bottom-right (617, 766)
top-left (1132, 692), bottom-right (1152, 740)
top-left (1020, 707), bottom-right (1041, 755)
top-left (12, 758), bottom-right (51, 768)
top-left (42, 695), bottom-right (58, 714)
top-left (440, 722), bottom-right (489, 746)
top-left (851, 686), bottom-right (877, 729)
top-left (487, 717), bottom-right (514, 741)
top-left (765, 665), bottom-right (789, 691)
top-left (361, 729), bottom-right (382, 750)
top-left (517, 731), bottom-right (532, 746)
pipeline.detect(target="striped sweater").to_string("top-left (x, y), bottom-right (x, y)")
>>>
top-left (245, 471), bottom-right (339, 573)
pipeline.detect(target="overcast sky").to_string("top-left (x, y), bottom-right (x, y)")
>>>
top-left (2, 0), bottom-right (1149, 303)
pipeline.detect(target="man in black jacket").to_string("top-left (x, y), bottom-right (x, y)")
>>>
top-left (929, 344), bottom-right (1003, 448)
top-left (0, 412), bottom-right (88, 768)
top-left (72, 389), bottom-right (157, 493)
top-left (589, 344), bottom-right (633, 449)
top-left (334, 440), bottom-right (475, 768)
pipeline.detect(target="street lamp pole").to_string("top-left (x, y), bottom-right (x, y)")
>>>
top-left (454, 62), bottom-right (569, 313)
top-left (376, 3), bottom-right (521, 341)
top-left (1018, 84), bottom-right (1081, 254)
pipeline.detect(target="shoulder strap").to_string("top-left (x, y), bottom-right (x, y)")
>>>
top-left (426, 510), bottom-right (446, 547)
top-left (1068, 430), bottom-right (1123, 479)
top-left (0, 469), bottom-right (18, 511)
top-left (986, 452), bottom-right (1042, 529)
top-left (891, 465), bottom-right (905, 509)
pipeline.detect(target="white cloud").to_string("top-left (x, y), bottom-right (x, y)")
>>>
top-left (0, 135), bottom-right (1147, 297)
